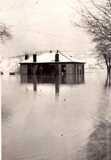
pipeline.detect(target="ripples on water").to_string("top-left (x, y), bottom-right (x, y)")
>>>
top-left (2, 71), bottom-right (111, 160)
top-left (86, 119), bottom-right (111, 160)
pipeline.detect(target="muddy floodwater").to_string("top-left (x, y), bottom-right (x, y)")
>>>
top-left (2, 71), bottom-right (111, 160)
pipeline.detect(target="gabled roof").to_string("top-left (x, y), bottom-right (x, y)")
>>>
top-left (20, 51), bottom-right (85, 63)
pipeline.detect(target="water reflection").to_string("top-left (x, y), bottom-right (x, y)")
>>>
top-left (3, 72), bottom-right (111, 160)
top-left (105, 73), bottom-right (111, 87)
top-left (2, 104), bottom-right (12, 123)
top-left (86, 80), bottom-right (111, 160)
top-left (20, 73), bottom-right (85, 96)
top-left (87, 120), bottom-right (111, 160)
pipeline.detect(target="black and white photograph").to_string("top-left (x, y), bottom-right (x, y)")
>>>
top-left (1, 0), bottom-right (111, 160)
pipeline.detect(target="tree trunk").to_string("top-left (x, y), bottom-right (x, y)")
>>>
top-left (103, 55), bottom-right (110, 74)
top-left (103, 54), bottom-right (111, 86)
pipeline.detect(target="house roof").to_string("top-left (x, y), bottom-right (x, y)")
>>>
top-left (20, 51), bottom-right (85, 64)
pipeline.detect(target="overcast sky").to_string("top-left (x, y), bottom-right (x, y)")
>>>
top-left (0, 0), bottom-right (93, 57)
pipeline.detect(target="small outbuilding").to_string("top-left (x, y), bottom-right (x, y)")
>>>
top-left (20, 50), bottom-right (85, 76)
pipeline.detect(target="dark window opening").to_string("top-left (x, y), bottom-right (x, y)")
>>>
top-left (36, 64), bottom-right (57, 75)
top-left (61, 64), bottom-right (66, 74)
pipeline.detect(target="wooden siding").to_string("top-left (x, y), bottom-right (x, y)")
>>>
top-left (20, 62), bottom-right (85, 76)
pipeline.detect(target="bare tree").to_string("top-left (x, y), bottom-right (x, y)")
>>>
top-left (0, 23), bottom-right (12, 43)
top-left (76, 0), bottom-right (111, 77)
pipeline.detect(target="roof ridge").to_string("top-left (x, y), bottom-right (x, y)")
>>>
top-left (58, 51), bottom-right (74, 62)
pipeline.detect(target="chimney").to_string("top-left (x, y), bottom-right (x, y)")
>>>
top-left (33, 54), bottom-right (37, 62)
top-left (55, 50), bottom-right (59, 62)
top-left (50, 50), bottom-right (52, 53)
top-left (25, 54), bottom-right (29, 60)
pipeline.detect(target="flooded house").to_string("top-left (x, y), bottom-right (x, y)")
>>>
top-left (20, 50), bottom-right (85, 77)
top-left (20, 50), bottom-right (85, 95)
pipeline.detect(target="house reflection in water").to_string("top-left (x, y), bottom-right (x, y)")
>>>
top-left (20, 73), bottom-right (85, 96)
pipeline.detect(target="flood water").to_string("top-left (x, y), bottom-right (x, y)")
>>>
top-left (2, 71), bottom-right (111, 160)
